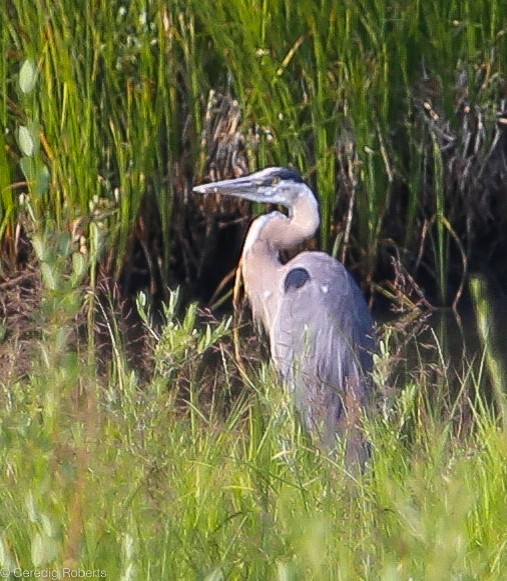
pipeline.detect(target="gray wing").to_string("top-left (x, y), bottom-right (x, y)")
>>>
top-left (270, 252), bottom-right (375, 451)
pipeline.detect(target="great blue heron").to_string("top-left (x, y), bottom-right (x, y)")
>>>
top-left (193, 167), bottom-right (374, 465)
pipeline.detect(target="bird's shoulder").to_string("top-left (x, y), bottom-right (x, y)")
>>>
top-left (279, 251), bottom-right (374, 348)
top-left (282, 251), bottom-right (357, 297)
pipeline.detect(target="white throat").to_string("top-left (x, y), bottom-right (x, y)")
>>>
top-left (242, 211), bottom-right (286, 256)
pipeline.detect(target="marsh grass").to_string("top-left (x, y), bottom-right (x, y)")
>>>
top-left (2, 3), bottom-right (507, 578)
top-left (2, 1), bottom-right (507, 301)
top-left (0, 263), bottom-right (507, 578)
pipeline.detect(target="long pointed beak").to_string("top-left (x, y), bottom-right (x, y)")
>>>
top-left (193, 175), bottom-right (257, 198)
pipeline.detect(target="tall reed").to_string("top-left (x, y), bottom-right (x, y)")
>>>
top-left (2, 0), bottom-right (507, 298)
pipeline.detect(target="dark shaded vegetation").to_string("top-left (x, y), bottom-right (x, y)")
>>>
top-left (2, 1), bottom-right (507, 398)
top-left (2, 1), bottom-right (507, 313)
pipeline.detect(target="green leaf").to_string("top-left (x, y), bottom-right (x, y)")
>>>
top-left (19, 157), bottom-right (50, 197)
top-left (31, 532), bottom-right (58, 567)
top-left (204, 569), bottom-right (225, 581)
top-left (36, 163), bottom-right (51, 197)
top-left (19, 156), bottom-right (35, 183)
top-left (25, 491), bottom-right (39, 523)
top-left (31, 235), bottom-right (46, 262)
top-left (0, 535), bottom-right (17, 571)
top-left (71, 251), bottom-right (87, 281)
top-left (19, 58), bottom-right (38, 94)
top-left (18, 125), bottom-right (35, 157)
top-left (41, 262), bottom-right (57, 291)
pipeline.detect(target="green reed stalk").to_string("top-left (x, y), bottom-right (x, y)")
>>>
top-left (470, 275), bottom-right (507, 429)
top-left (1, 0), bottom-right (507, 296)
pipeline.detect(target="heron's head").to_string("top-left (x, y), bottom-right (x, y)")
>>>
top-left (193, 167), bottom-right (312, 208)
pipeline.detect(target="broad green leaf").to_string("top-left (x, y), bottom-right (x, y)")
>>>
top-left (19, 156), bottom-right (35, 184)
top-left (204, 569), bottom-right (225, 581)
top-left (36, 163), bottom-right (51, 197)
top-left (31, 235), bottom-right (46, 262)
top-left (25, 491), bottom-right (38, 523)
top-left (19, 58), bottom-right (37, 94)
top-left (71, 252), bottom-right (87, 282)
top-left (18, 125), bottom-right (35, 157)
top-left (19, 157), bottom-right (50, 197)
top-left (0, 535), bottom-right (17, 570)
top-left (31, 532), bottom-right (58, 567)
top-left (41, 262), bottom-right (57, 291)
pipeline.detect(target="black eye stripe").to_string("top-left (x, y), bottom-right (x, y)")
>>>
top-left (271, 168), bottom-right (304, 183)
top-left (257, 168), bottom-right (304, 186)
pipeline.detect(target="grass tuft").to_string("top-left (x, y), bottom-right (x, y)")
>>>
top-left (0, 270), bottom-right (506, 577)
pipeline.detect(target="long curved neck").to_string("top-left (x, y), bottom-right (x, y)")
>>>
top-left (244, 187), bottom-right (320, 258)
top-left (240, 189), bottom-right (320, 332)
